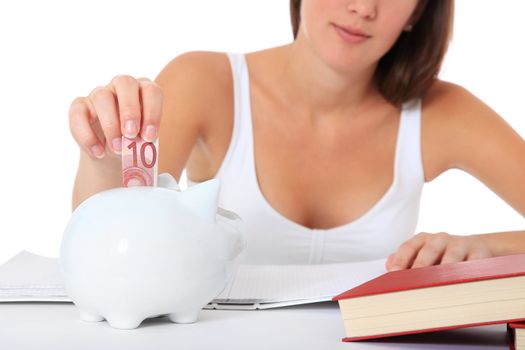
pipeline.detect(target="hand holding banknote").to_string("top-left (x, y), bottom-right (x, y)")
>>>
top-left (68, 75), bottom-right (162, 187)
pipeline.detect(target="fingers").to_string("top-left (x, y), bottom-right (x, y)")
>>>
top-left (440, 243), bottom-right (468, 265)
top-left (385, 253), bottom-right (396, 270)
top-left (466, 248), bottom-right (491, 261)
top-left (69, 97), bottom-right (106, 159)
top-left (69, 74), bottom-right (163, 160)
top-left (389, 232), bottom-right (427, 270)
top-left (89, 85), bottom-right (121, 154)
top-left (111, 75), bottom-right (141, 140)
top-left (387, 233), bottom-right (492, 272)
top-left (440, 235), bottom-right (489, 264)
top-left (137, 78), bottom-right (163, 142)
top-left (411, 232), bottom-right (449, 268)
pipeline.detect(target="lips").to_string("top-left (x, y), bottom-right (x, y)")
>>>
top-left (333, 24), bottom-right (371, 38)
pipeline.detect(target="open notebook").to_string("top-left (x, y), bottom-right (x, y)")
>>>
top-left (0, 250), bottom-right (387, 310)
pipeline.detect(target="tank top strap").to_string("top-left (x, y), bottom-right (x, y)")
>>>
top-left (216, 52), bottom-right (424, 195)
top-left (396, 98), bottom-right (425, 191)
top-left (212, 52), bottom-right (254, 179)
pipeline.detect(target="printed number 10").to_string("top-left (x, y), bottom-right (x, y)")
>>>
top-left (127, 141), bottom-right (157, 169)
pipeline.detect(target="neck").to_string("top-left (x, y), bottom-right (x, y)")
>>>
top-left (275, 39), bottom-right (383, 123)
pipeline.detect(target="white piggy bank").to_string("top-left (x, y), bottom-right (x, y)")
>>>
top-left (59, 173), bottom-right (245, 329)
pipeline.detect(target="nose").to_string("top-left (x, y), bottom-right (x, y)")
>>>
top-left (346, 0), bottom-right (377, 20)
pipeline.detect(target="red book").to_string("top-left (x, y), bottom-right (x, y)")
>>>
top-left (508, 322), bottom-right (525, 350)
top-left (332, 253), bottom-right (525, 342)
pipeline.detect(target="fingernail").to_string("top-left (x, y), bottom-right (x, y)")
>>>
top-left (143, 125), bottom-right (157, 142)
top-left (90, 144), bottom-right (105, 159)
top-left (390, 265), bottom-right (402, 271)
top-left (112, 138), bottom-right (122, 154)
top-left (125, 120), bottom-right (138, 138)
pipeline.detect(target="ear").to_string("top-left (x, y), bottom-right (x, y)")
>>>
top-left (177, 179), bottom-right (220, 222)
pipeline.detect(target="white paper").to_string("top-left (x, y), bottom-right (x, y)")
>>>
top-left (0, 251), bottom-right (69, 302)
top-left (0, 250), bottom-right (386, 309)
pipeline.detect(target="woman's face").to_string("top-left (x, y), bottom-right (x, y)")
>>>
top-left (297, 0), bottom-right (419, 73)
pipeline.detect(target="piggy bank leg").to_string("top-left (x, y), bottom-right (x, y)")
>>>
top-left (168, 309), bottom-right (200, 324)
top-left (105, 315), bottom-right (145, 329)
top-left (78, 309), bottom-right (104, 322)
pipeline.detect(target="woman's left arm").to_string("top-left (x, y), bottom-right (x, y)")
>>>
top-left (387, 83), bottom-right (525, 271)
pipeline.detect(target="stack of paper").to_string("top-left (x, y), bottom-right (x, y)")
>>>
top-left (0, 250), bottom-right (387, 310)
top-left (0, 251), bottom-right (69, 302)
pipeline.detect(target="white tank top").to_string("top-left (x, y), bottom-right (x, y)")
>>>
top-left (187, 52), bottom-right (425, 265)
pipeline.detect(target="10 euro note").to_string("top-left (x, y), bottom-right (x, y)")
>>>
top-left (121, 136), bottom-right (158, 187)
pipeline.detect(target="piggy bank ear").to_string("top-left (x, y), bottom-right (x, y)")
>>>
top-left (178, 179), bottom-right (220, 222)
top-left (158, 173), bottom-right (181, 191)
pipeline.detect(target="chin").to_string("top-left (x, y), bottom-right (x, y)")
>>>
top-left (318, 47), bottom-right (369, 74)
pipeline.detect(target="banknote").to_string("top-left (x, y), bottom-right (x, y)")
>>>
top-left (121, 136), bottom-right (158, 187)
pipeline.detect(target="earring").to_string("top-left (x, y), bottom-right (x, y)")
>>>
top-left (404, 24), bottom-right (413, 32)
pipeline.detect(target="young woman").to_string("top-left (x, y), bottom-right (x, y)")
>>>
top-left (68, 0), bottom-right (525, 269)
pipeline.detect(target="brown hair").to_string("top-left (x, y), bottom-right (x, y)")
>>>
top-left (289, 0), bottom-right (455, 107)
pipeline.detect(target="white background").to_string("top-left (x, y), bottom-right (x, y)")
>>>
top-left (0, 0), bottom-right (523, 265)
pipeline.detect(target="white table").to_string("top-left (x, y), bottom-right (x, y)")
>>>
top-left (0, 301), bottom-right (509, 349)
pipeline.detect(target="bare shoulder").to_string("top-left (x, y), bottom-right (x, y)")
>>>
top-left (157, 51), bottom-right (230, 81)
top-left (155, 50), bottom-right (231, 116)
top-left (421, 79), bottom-right (524, 182)
top-left (154, 51), bottom-right (233, 181)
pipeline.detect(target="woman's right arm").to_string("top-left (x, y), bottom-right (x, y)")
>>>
top-left (69, 52), bottom-right (212, 210)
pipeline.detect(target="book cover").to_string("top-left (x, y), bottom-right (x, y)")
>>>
top-left (333, 253), bottom-right (525, 342)
top-left (333, 253), bottom-right (525, 300)
top-left (508, 322), bottom-right (525, 350)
